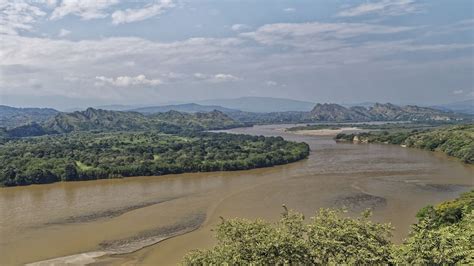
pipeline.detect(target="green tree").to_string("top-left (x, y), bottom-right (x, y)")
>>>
top-left (393, 210), bottom-right (474, 265)
top-left (184, 192), bottom-right (474, 265)
top-left (183, 208), bottom-right (394, 264)
top-left (63, 163), bottom-right (78, 181)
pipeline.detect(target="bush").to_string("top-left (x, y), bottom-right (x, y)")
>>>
top-left (183, 192), bottom-right (474, 265)
top-left (183, 208), bottom-right (394, 264)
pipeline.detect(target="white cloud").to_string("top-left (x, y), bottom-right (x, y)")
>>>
top-left (95, 74), bottom-right (162, 86)
top-left (213, 73), bottom-right (239, 82)
top-left (57, 28), bottom-right (71, 37)
top-left (452, 89), bottom-right (464, 95)
top-left (193, 72), bottom-right (206, 79)
top-left (111, 0), bottom-right (175, 25)
top-left (265, 80), bottom-right (278, 86)
top-left (231, 24), bottom-right (250, 32)
top-left (194, 73), bottom-right (240, 83)
top-left (0, 1), bottom-right (46, 35)
top-left (283, 8), bottom-right (295, 12)
top-left (337, 0), bottom-right (420, 17)
top-left (241, 22), bottom-right (415, 52)
top-left (50, 0), bottom-right (119, 20)
top-left (1, 18), bottom-right (472, 103)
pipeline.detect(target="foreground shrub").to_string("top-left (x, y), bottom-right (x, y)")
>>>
top-left (183, 207), bottom-right (394, 264)
top-left (184, 191), bottom-right (474, 265)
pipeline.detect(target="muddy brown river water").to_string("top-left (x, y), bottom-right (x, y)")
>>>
top-left (0, 125), bottom-right (472, 265)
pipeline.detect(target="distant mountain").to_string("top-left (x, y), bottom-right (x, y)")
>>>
top-left (310, 103), bottom-right (366, 121)
top-left (198, 97), bottom-right (316, 113)
top-left (229, 102), bottom-right (471, 124)
top-left (151, 110), bottom-right (245, 130)
top-left (226, 111), bottom-right (308, 124)
top-left (5, 108), bottom-right (244, 138)
top-left (0, 105), bottom-right (59, 129)
top-left (308, 103), bottom-right (468, 122)
top-left (431, 100), bottom-right (474, 115)
top-left (341, 102), bottom-right (376, 108)
top-left (43, 108), bottom-right (154, 133)
top-left (93, 104), bottom-right (143, 111)
top-left (130, 103), bottom-right (239, 114)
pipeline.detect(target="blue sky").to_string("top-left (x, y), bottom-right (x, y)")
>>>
top-left (0, 0), bottom-right (473, 109)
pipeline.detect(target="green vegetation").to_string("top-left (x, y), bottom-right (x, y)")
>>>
top-left (417, 189), bottom-right (474, 227)
top-left (394, 190), bottom-right (474, 265)
top-left (150, 110), bottom-right (248, 131)
top-left (3, 108), bottom-right (245, 138)
top-left (229, 103), bottom-right (472, 124)
top-left (184, 191), bottom-right (474, 265)
top-left (0, 131), bottom-right (309, 187)
top-left (335, 124), bottom-right (474, 163)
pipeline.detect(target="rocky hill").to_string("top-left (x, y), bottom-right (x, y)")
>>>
top-left (44, 108), bottom-right (153, 133)
top-left (228, 102), bottom-right (471, 124)
top-left (308, 103), bottom-right (467, 122)
top-left (310, 103), bottom-right (366, 121)
top-left (5, 108), bottom-right (243, 138)
top-left (151, 110), bottom-right (246, 130)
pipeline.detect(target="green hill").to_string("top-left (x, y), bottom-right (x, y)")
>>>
top-left (151, 110), bottom-right (246, 130)
top-left (309, 103), bottom-right (467, 122)
top-left (335, 124), bottom-right (474, 163)
top-left (227, 103), bottom-right (471, 124)
top-left (4, 108), bottom-right (244, 138)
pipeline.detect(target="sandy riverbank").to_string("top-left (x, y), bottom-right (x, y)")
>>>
top-left (288, 127), bottom-right (362, 136)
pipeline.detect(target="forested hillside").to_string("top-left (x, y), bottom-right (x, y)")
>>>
top-left (150, 110), bottom-right (248, 130)
top-left (0, 131), bottom-right (309, 186)
top-left (335, 124), bottom-right (474, 163)
top-left (3, 108), bottom-right (245, 138)
top-left (227, 103), bottom-right (471, 124)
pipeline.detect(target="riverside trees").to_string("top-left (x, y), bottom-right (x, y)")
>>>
top-left (0, 131), bottom-right (309, 186)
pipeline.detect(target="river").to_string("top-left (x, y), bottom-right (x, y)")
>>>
top-left (0, 124), bottom-right (472, 265)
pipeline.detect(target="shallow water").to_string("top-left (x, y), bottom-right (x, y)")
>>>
top-left (0, 124), bottom-right (472, 265)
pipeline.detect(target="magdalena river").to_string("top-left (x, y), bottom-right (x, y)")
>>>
top-left (0, 125), bottom-right (472, 265)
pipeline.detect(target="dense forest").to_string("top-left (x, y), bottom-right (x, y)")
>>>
top-left (0, 131), bottom-right (309, 187)
top-left (184, 190), bottom-right (474, 264)
top-left (335, 124), bottom-right (474, 163)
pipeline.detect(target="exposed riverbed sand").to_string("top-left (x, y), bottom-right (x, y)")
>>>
top-left (290, 127), bottom-right (362, 136)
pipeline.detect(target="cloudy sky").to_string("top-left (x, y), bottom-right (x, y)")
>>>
top-left (0, 0), bottom-right (473, 109)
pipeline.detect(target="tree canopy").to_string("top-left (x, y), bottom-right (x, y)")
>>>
top-left (184, 190), bottom-right (474, 265)
top-left (0, 131), bottom-right (309, 186)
